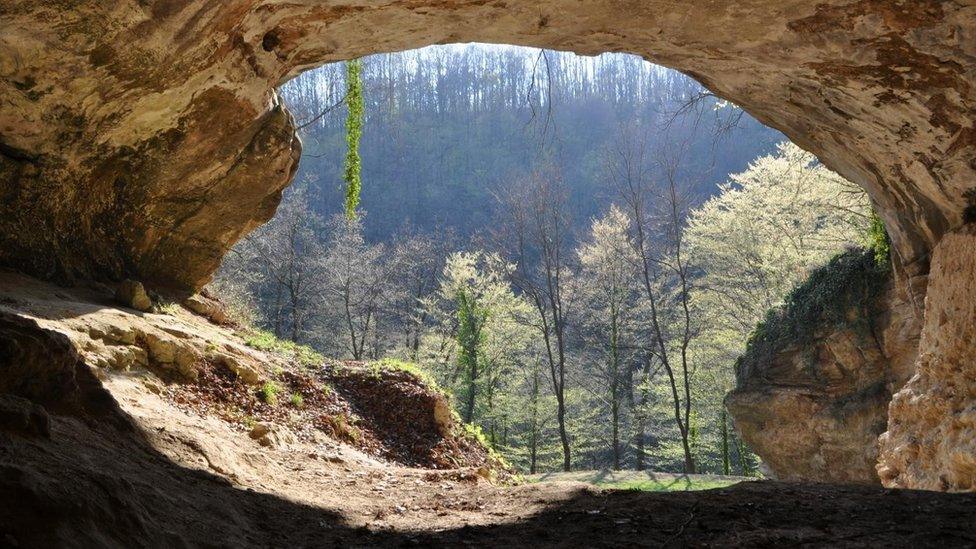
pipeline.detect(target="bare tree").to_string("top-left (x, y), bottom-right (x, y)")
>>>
top-left (386, 227), bottom-right (456, 360)
top-left (607, 129), bottom-right (701, 474)
top-left (495, 166), bottom-right (575, 471)
top-left (320, 214), bottom-right (391, 360)
top-left (218, 183), bottom-right (327, 343)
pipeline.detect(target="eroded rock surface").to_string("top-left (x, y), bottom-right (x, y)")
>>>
top-left (1, 0), bottom-right (974, 292)
top-left (878, 225), bottom-right (976, 491)
top-left (728, 251), bottom-right (921, 483)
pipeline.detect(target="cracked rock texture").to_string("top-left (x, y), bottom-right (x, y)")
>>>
top-left (878, 225), bottom-right (976, 491)
top-left (0, 0), bottom-right (975, 489)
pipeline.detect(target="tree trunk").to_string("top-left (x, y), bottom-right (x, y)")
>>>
top-left (721, 408), bottom-right (731, 476)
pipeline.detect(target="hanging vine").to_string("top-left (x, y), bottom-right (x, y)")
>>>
top-left (343, 58), bottom-right (364, 218)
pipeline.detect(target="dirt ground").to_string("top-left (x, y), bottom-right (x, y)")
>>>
top-left (1, 274), bottom-right (975, 548)
top-left (3, 367), bottom-right (976, 548)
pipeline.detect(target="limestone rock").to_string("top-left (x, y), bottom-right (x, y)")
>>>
top-left (727, 255), bottom-right (921, 484)
top-left (249, 422), bottom-right (295, 449)
top-left (0, 1), bottom-right (973, 293)
top-left (184, 294), bottom-right (230, 326)
top-left (878, 226), bottom-right (976, 491)
top-left (215, 352), bottom-right (262, 386)
top-left (116, 280), bottom-right (152, 312)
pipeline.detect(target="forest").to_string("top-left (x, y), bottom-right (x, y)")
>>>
top-left (213, 45), bottom-right (880, 475)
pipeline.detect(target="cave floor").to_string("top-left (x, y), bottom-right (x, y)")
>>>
top-left (3, 375), bottom-right (975, 549)
top-left (1, 274), bottom-right (975, 547)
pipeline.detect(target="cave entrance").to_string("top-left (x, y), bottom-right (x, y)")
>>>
top-left (211, 44), bottom-right (878, 479)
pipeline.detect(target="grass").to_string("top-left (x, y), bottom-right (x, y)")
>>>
top-left (290, 392), bottom-right (304, 408)
top-left (259, 381), bottom-right (281, 405)
top-left (527, 470), bottom-right (750, 492)
top-left (366, 358), bottom-right (444, 394)
top-left (244, 329), bottom-right (324, 367)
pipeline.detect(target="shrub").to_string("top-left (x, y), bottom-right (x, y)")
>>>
top-left (290, 393), bottom-right (304, 408)
top-left (259, 381), bottom-right (281, 405)
top-left (867, 211), bottom-right (891, 266)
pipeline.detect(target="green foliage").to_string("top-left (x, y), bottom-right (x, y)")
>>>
top-left (290, 392), bottom-right (304, 408)
top-left (259, 381), bottom-right (281, 405)
top-left (736, 248), bottom-right (890, 385)
top-left (526, 471), bottom-right (743, 492)
top-left (244, 329), bottom-right (324, 367)
top-left (867, 210), bottom-right (891, 266)
top-left (367, 358), bottom-right (444, 394)
top-left (343, 58), bottom-right (364, 218)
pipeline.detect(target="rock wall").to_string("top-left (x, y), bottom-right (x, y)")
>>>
top-left (878, 225), bottom-right (976, 491)
top-left (1, 0), bottom-right (974, 292)
top-left (728, 251), bottom-right (921, 483)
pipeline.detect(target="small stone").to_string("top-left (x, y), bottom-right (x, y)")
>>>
top-left (116, 280), bottom-right (152, 312)
top-left (184, 294), bottom-right (230, 325)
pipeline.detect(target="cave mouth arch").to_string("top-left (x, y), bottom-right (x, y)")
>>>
top-left (2, 0), bottom-right (974, 491)
top-left (2, 0), bottom-right (972, 295)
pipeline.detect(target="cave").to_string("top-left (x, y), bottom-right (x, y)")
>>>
top-left (2, 0), bottom-right (976, 534)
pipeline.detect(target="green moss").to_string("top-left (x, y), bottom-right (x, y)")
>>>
top-left (736, 248), bottom-right (889, 385)
top-left (366, 358), bottom-right (444, 394)
top-left (290, 393), bottom-right (304, 408)
top-left (244, 329), bottom-right (323, 368)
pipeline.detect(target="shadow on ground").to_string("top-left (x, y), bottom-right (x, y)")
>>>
top-left (2, 313), bottom-right (976, 547)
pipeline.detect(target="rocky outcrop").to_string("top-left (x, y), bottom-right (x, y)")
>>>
top-left (1, 1), bottom-right (974, 293)
top-left (728, 250), bottom-right (921, 484)
top-left (878, 225), bottom-right (976, 491)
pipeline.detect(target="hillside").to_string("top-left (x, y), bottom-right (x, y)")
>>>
top-left (281, 46), bottom-right (784, 242)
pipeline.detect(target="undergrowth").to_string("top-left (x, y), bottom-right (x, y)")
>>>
top-left (244, 329), bottom-right (324, 367)
top-left (735, 247), bottom-right (889, 385)
top-left (367, 358), bottom-right (445, 395)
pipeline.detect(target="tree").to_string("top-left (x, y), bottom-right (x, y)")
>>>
top-left (575, 205), bottom-right (641, 470)
top-left (685, 141), bottom-right (871, 337)
top-left (607, 130), bottom-right (700, 474)
top-left (425, 251), bottom-right (532, 428)
top-left (320, 214), bottom-right (390, 359)
top-left (386, 228), bottom-right (455, 360)
top-left (496, 166), bottom-right (576, 471)
top-left (215, 182), bottom-right (327, 343)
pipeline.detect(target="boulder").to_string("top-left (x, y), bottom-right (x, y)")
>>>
top-left (249, 422), bottom-right (296, 449)
top-left (728, 251), bottom-right (921, 483)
